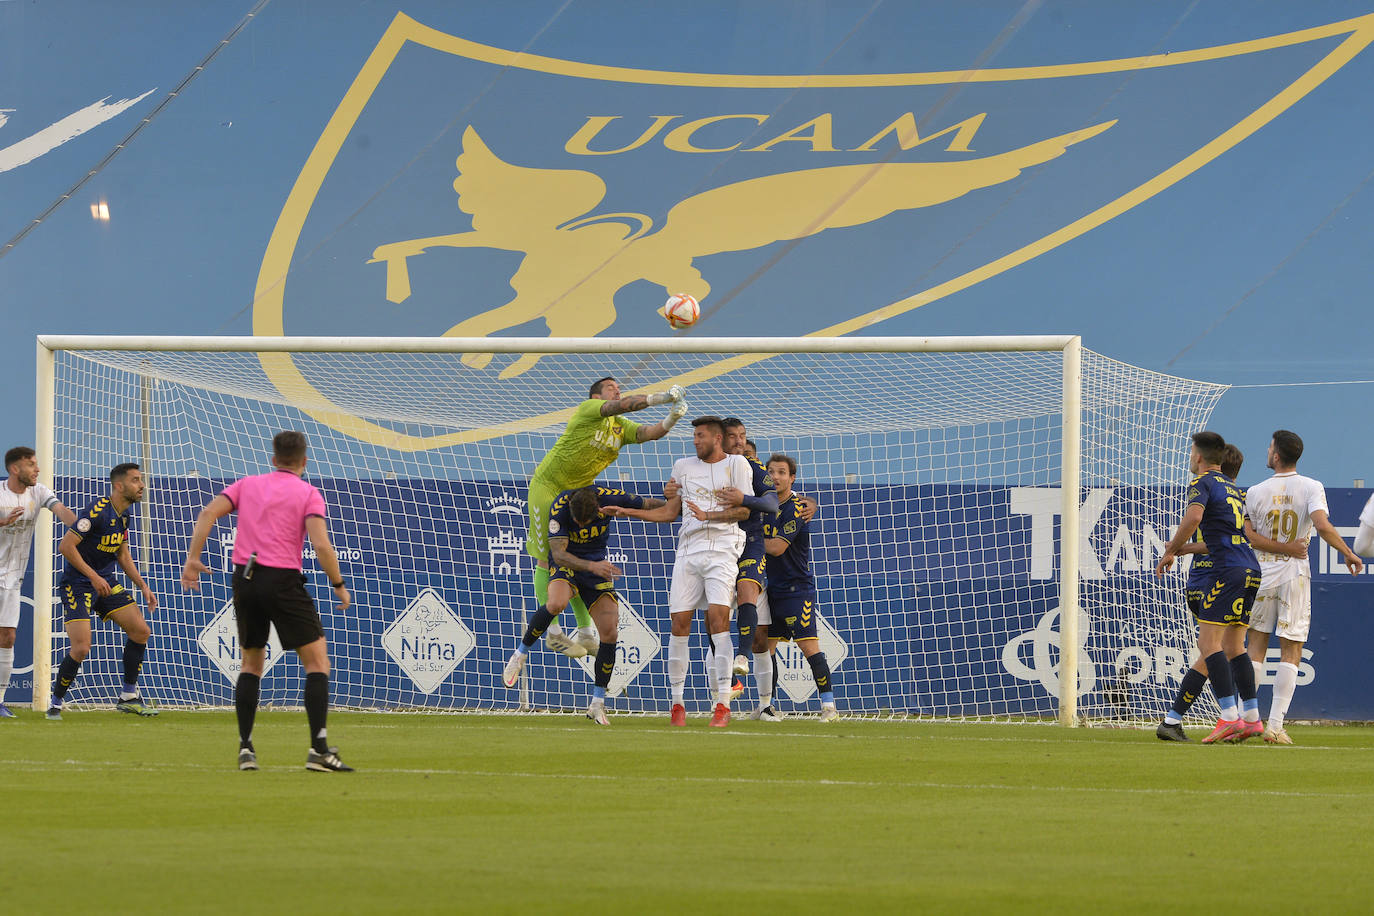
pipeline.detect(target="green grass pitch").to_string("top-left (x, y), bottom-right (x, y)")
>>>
top-left (3, 709), bottom-right (1373, 914)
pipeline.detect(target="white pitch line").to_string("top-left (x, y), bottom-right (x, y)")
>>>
top-left (0, 758), bottom-right (1369, 800)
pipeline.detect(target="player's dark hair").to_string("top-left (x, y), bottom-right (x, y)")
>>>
top-left (721, 417), bottom-right (745, 432)
top-left (1220, 444), bottom-right (1243, 481)
top-left (1271, 429), bottom-right (1303, 467)
top-left (589, 376), bottom-right (616, 398)
top-left (767, 454), bottom-right (798, 477)
top-left (1190, 431), bottom-right (1226, 467)
top-left (5, 446), bottom-right (34, 470)
top-left (110, 462), bottom-right (140, 482)
top-left (570, 486), bottom-right (600, 525)
top-left (744, 439), bottom-right (757, 452)
top-left (691, 415), bottom-right (724, 436)
top-left (273, 430), bottom-right (308, 465)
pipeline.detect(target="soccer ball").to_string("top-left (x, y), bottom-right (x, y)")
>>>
top-left (658, 293), bottom-right (700, 330)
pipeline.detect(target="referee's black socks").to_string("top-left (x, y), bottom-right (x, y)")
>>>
top-left (305, 671), bottom-right (330, 754)
top-left (236, 672), bottom-right (260, 749)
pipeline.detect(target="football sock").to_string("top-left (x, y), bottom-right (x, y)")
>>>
top-left (1269, 661), bottom-right (1299, 730)
top-left (711, 631), bottom-right (733, 706)
top-left (771, 650), bottom-right (779, 700)
top-left (736, 603), bottom-right (757, 660)
top-left (304, 671), bottom-right (330, 754)
top-left (52, 653), bottom-right (81, 704)
top-left (755, 651), bottom-right (774, 708)
top-left (0, 646), bottom-right (12, 702)
top-left (594, 641), bottom-right (616, 691)
top-left (1230, 653), bottom-right (1259, 722)
top-left (668, 635), bottom-right (689, 705)
top-left (806, 652), bottom-right (834, 705)
top-left (1252, 658), bottom-right (1265, 692)
top-left (571, 594), bottom-right (592, 631)
top-left (235, 672), bottom-right (260, 748)
top-left (521, 605), bottom-right (557, 648)
top-left (120, 638), bottom-right (146, 698)
top-left (1164, 667), bottom-right (1207, 725)
top-left (1203, 651), bottom-right (1238, 720)
top-left (533, 565), bottom-right (550, 606)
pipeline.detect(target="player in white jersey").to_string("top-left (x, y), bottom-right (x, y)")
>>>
top-left (604, 416), bottom-right (752, 727)
top-left (0, 447), bottom-right (76, 717)
top-left (1243, 430), bottom-right (1362, 744)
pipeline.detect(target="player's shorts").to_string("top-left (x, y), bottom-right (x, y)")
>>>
top-left (1249, 575), bottom-right (1312, 642)
top-left (232, 564), bottom-right (325, 651)
top-left (0, 586), bottom-right (20, 629)
top-left (1184, 588), bottom-right (1204, 619)
top-left (60, 579), bottom-right (136, 622)
top-left (767, 591), bottom-right (820, 642)
top-left (736, 536), bottom-right (767, 588)
top-left (1194, 567), bottom-right (1261, 628)
top-left (525, 478), bottom-right (560, 562)
top-left (669, 550), bottom-right (738, 613)
top-left (549, 564), bottom-right (618, 611)
top-left (755, 589), bottom-right (772, 626)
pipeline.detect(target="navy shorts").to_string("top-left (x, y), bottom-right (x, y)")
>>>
top-left (1194, 567), bottom-right (1261, 627)
top-left (768, 591), bottom-right (820, 642)
top-left (550, 565), bottom-right (618, 611)
top-left (737, 536), bottom-right (767, 588)
top-left (61, 580), bottom-right (136, 622)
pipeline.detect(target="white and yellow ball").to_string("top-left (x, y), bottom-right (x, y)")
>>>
top-left (658, 293), bottom-right (700, 330)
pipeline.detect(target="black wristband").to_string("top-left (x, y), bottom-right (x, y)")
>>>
top-left (331, 579), bottom-right (346, 589)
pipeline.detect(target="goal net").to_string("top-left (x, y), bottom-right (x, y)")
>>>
top-left (34, 336), bottom-right (1227, 723)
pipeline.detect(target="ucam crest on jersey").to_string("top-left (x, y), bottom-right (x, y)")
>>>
top-left (381, 588), bottom-right (476, 693)
top-left (251, 12), bottom-right (1373, 453)
top-left (775, 610), bottom-right (848, 703)
top-left (197, 599), bottom-right (286, 683)
top-left (574, 596), bottom-right (659, 696)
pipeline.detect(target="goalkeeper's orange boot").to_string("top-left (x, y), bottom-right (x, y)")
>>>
top-left (1228, 719), bottom-right (1264, 743)
top-left (709, 703), bottom-right (731, 728)
top-left (1201, 718), bottom-right (1243, 744)
top-left (669, 704), bottom-right (686, 727)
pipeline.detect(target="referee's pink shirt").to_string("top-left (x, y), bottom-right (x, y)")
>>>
top-left (221, 469), bottom-right (326, 570)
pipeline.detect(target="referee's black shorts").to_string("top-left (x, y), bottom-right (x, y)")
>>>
top-left (232, 564), bottom-right (325, 651)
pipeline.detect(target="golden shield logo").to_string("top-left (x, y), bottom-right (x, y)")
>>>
top-left (254, 13), bottom-right (1374, 451)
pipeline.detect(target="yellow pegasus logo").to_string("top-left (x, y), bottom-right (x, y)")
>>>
top-left (369, 122), bottom-right (1113, 378)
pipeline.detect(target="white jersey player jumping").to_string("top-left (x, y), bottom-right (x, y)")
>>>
top-left (0, 446), bottom-right (77, 718)
top-left (604, 415), bottom-right (752, 728)
top-left (1243, 429), bottom-right (1362, 744)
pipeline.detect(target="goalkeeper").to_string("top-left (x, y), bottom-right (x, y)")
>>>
top-left (528, 376), bottom-right (688, 656)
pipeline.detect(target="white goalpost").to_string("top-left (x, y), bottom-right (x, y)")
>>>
top-left (32, 335), bottom-right (1227, 724)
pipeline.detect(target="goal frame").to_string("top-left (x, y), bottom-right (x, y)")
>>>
top-left (33, 334), bottom-right (1084, 723)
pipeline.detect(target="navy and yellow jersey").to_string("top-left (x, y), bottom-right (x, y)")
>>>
top-left (547, 486), bottom-right (644, 563)
top-left (763, 492), bottom-right (814, 596)
top-left (1184, 528), bottom-right (1213, 589)
top-left (58, 495), bottom-right (131, 585)
top-left (1186, 471), bottom-right (1258, 571)
top-left (739, 456), bottom-right (776, 540)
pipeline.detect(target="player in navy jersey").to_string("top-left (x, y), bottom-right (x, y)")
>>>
top-left (503, 484), bottom-right (665, 725)
top-left (48, 463), bottom-right (158, 719)
top-left (716, 418), bottom-right (778, 682)
top-left (759, 454), bottom-right (838, 722)
top-left (1155, 433), bottom-right (1263, 743)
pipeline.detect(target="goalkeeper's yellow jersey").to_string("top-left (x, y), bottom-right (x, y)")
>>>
top-left (530, 399), bottom-right (641, 491)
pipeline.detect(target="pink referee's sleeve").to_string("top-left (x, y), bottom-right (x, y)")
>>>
top-left (306, 486), bottom-right (327, 518)
top-left (220, 478), bottom-right (243, 509)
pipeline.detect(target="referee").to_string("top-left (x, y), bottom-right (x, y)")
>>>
top-left (181, 431), bottom-right (353, 772)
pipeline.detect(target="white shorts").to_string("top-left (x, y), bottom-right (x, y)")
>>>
top-left (1250, 576), bottom-right (1311, 642)
top-left (0, 586), bottom-right (20, 629)
top-left (755, 590), bottom-right (772, 626)
top-left (669, 551), bottom-right (738, 614)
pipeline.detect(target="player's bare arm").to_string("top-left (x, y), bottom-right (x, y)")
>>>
top-left (605, 495), bottom-right (681, 524)
top-left (1242, 519), bottom-right (1310, 559)
top-left (116, 541), bottom-right (157, 613)
top-left (59, 529), bottom-right (110, 596)
top-left (795, 494), bottom-right (818, 523)
top-left (687, 501), bottom-right (748, 523)
top-left (550, 535), bottom-right (622, 580)
top-left (599, 383), bottom-right (685, 417)
top-left (1156, 503), bottom-right (1205, 576)
top-left (52, 500), bottom-right (76, 528)
top-left (764, 534), bottom-right (791, 557)
top-left (1310, 509), bottom-right (1364, 575)
top-left (182, 494), bottom-right (234, 589)
top-left (636, 397), bottom-right (690, 443)
top-left (306, 516), bottom-right (351, 610)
